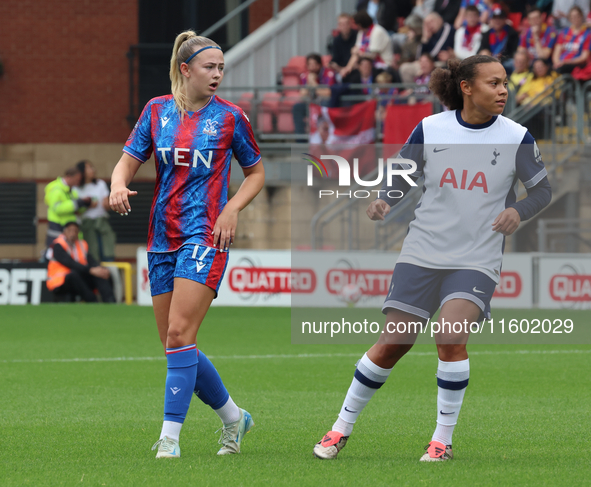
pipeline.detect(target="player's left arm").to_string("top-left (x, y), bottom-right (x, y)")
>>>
top-left (213, 111), bottom-right (266, 251)
top-left (492, 132), bottom-right (552, 236)
top-left (213, 162), bottom-right (265, 252)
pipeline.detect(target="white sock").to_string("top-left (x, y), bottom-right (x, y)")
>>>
top-left (160, 420), bottom-right (183, 442)
top-left (431, 358), bottom-right (469, 446)
top-left (214, 395), bottom-right (241, 425)
top-left (332, 353), bottom-right (393, 436)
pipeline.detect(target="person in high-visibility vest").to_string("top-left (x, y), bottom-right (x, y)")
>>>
top-left (46, 221), bottom-right (115, 303)
top-left (44, 166), bottom-right (96, 251)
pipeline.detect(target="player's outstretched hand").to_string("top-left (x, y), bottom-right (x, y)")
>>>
top-left (492, 207), bottom-right (521, 236)
top-left (213, 206), bottom-right (239, 252)
top-left (366, 199), bottom-right (391, 221)
top-left (109, 186), bottom-right (138, 216)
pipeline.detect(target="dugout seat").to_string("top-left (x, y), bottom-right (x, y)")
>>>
top-left (277, 95), bottom-right (299, 133)
top-left (282, 72), bottom-right (301, 94)
top-left (259, 92), bottom-right (282, 133)
top-left (236, 92), bottom-right (255, 118)
top-left (282, 56), bottom-right (307, 77)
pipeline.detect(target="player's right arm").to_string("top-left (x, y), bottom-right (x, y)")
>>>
top-left (367, 121), bottom-right (425, 221)
top-left (110, 99), bottom-right (155, 215)
top-left (109, 153), bottom-right (141, 215)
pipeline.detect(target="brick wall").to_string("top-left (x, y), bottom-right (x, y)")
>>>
top-left (0, 0), bottom-right (138, 143)
top-left (249, 0), bottom-right (296, 33)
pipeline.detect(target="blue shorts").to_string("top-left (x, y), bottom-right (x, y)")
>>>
top-left (148, 244), bottom-right (229, 297)
top-left (382, 263), bottom-right (496, 321)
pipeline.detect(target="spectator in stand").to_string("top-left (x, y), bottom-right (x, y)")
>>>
top-left (340, 11), bottom-right (394, 78)
top-left (392, 15), bottom-right (423, 68)
top-left (516, 57), bottom-right (558, 104)
top-left (375, 70), bottom-right (395, 129)
top-left (478, 4), bottom-right (520, 73)
top-left (552, 6), bottom-right (591, 74)
top-left (329, 14), bottom-right (358, 80)
top-left (46, 221), bottom-right (115, 303)
top-left (518, 8), bottom-right (557, 62)
top-left (349, 56), bottom-right (383, 93)
top-left (552, 0), bottom-right (589, 30)
top-left (309, 114), bottom-right (336, 145)
top-left (434, 0), bottom-right (463, 25)
top-left (334, 53), bottom-right (401, 108)
top-left (293, 53), bottom-right (336, 136)
top-left (454, 0), bottom-right (490, 29)
top-left (516, 58), bottom-right (558, 138)
top-left (399, 53), bottom-right (436, 104)
top-left (510, 51), bottom-right (533, 91)
top-left (399, 12), bottom-right (455, 83)
top-left (74, 160), bottom-right (117, 262)
top-left (454, 5), bottom-right (489, 59)
top-left (44, 165), bottom-right (95, 258)
top-left (299, 53), bottom-right (336, 99)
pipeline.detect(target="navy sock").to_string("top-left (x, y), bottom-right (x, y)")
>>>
top-left (163, 345), bottom-right (198, 423)
top-left (193, 350), bottom-right (230, 410)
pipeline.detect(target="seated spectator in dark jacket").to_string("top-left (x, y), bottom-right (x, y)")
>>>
top-left (478, 4), bottom-right (520, 73)
top-left (400, 12), bottom-right (455, 82)
top-left (46, 221), bottom-right (115, 303)
top-left (330, 56), bottom-right (389, 106)
top-left (330, 14), bottom-right (358, 79)
top-left (348, 56), bottom-right (384, 93)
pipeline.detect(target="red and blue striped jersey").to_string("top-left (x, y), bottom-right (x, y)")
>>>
top-left (519, 25), bottom-right (557, 58)
top-left (556, 27), bottom-right (591, 62)
top-left (123, 95), bottom-right (261, 252)
top-left (487, 26), bottom-right (510, 56)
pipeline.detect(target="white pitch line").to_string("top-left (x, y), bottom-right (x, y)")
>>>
top-left (1, 349), bottom-right (591, 364)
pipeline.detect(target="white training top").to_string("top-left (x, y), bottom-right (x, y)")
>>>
top-left (75, 179), bottom-right (110, 220)
top-left (396, 110), bottom-right (547, 283)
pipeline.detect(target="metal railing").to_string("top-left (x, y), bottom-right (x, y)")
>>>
top-left (214, 83), bottom-right (440, 143)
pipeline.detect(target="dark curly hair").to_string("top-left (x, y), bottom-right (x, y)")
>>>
top-left (429, 55), bottom-right (501, 110)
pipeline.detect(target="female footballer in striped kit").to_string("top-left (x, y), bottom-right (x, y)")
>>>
top-left (110, 31), bottom-right (264, 458)
top-left (314, 55), bottom-right (552, 461)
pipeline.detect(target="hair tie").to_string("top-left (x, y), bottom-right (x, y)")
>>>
top-left (185, 46), bottom-right (222, 65)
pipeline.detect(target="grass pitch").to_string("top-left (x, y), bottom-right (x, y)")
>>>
top-left (1, 305), bottom-right (590, 486)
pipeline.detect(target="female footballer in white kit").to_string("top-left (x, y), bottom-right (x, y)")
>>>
top-left (313, 55), bottom-right (552, 461)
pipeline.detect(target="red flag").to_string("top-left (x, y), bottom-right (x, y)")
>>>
top-left (383, 103), bottom-right (433, 145)
top-left (309, 100), bottom-right (377, 145)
